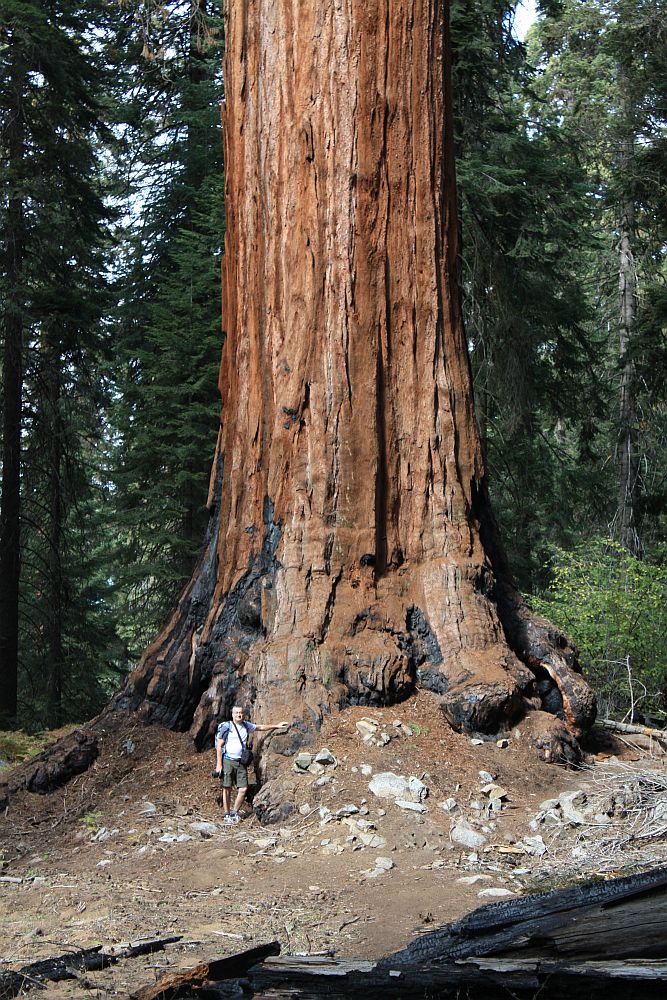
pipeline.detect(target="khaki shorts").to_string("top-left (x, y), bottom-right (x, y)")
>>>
top-left (222, 757), bottom-right (249, 789)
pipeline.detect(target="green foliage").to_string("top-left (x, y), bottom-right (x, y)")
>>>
top-left (0, 728), bottom-right (67, 771)
top-left (532, 538), bottom-right (667, 717)
top-left (109, 1), bottom-right (225, 657)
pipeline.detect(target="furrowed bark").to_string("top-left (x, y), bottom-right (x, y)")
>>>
top-left (110, 0), bottom-right (595, 766)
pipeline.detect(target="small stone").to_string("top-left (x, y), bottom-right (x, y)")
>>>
top-left (359, 832), bottom-right (386, 848)
top-left (478, 770), bottom-right (496, 784)
top-left (369, 772), bottom-right (411, 800)
top-left (395, 799), bottom-right (428, 813)
top-left (489, 798), bottom-right (503, 813)
top-left (361, 764), bottom-right (373, 776)
top-left (438, 798), bottom-right (459, 813)
top-left (307, 762), bottom-right (325, 776)
top-left (469, 800), bottom-right (485, 812)
top-left (451, 822), bottom-right (487, 849)
top-left (176, 833), bottom-right (193, 842)
top-left (593, 813), bottom-right (612, 825)
top-left (457, 874), bottom-right (493, 885)
top-left (293, 752), bottom-right (314, 771)
top-left (392, 720), bottom-right (402, 728)
top-left (478, 887), bottom-right (515, 898)
top-left (320, 839), bottom-right (330, 846)
top-left (539, 798), bottom-right (560, 812)
top-left (559, 790), bottom-right (587, 825)
top-left (158, 834), bottom-right (178, 843)
top-left (407, 776), bottom-right (428, 802)
top-left (481, 784), bottom-right (508, 800)
top-left (375, 857), bottom-right (394, 870)
top-left (138, 802), bottom-right (156, 816)
top-left (356, 818), bottom-right (375, 831)
top-left (335, 803), bottom-right (359, 817)
top-left (470, 738), bottom-right (484, 746)
top-left (521, 835), bottom-right (547, 857)
top-left (319, 807), bottom-right (332, 823)
top-left (378, 732), bottom-right (391, 746)
top-left (189, 821), bottom-right (218, 837)
top-left (298, 804), bottom-right (311, 816)
top-left (356, 719), bottom-right (378, 739)
top-left (313, 776), bottom-right (332, 788)
top-left (496, 738), bottom-right (509, 748)
top-left (96, 859), bottom-right (113, 867)
top-left (314, 748), bottom-right (336, 765)
top-left (254, 836), bottom-right (278, 849)
top-left (377, 808), bottom-right (387, 817)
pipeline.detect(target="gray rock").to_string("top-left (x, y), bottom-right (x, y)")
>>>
top-left (368, 772), bottom-right (411, 800)
top-left (539, 798), bottom-right (560, 811)
top-left (559, 790), bottom-right (587, 825)
top-left (395, 799), bottom-right (428, 813)
top-left (293, 752), bottom-right (313, 772)
top-left (356, 719), bottom-right (378, 739)
top-left (335, 803), bottom-right (360, 817)
top-left (307, 762), bottom-right (325, 776)
top-left (314, 748), bottom-right (336, 765)
top-left (478, 887), bottom-right (515, 898)
top-left (521, 835), bottom-right (547, 856)
top-left (438, 798), bottom-right (459, 813)
top-left (359, 832), bottom-right (386, 848)
top-left (375, 857), bottom-right (394, 870)
top-left (138, 802), bottom-right (156, 816)
top-left (189, 821), bottom-right (218, 837)
top-left (451, 822), bottom-right (487, 849)
top-left (407, 776), bottom-right (428, 802)
top-left (478, 770), bottom-right (496, 784)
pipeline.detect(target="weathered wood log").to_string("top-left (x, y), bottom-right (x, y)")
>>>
top-left (0, 936), bottom-right (181, 999)
top-left (598, 718), bottom-right (667, 744)
top-left (129, 942), bottom-right (281, 1000)
top-left (386, 864), bottom-right (667, 964)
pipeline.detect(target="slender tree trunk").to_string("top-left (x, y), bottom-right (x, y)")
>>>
top-left (111, 0), bottom-right (595, 765)
top-left (45, 345), bottom-right (64, 729)
top-left (0, 53), bottom-right (26, 728)
top-left (614, 85), bottom-right (640, 556)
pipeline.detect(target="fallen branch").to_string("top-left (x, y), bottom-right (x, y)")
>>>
top-left (0, 937), bottom-right (181, 999)
top-left (598, 719), bottom-right (667, 745)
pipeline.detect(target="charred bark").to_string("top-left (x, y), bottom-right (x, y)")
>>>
top-left (110, 0), bottom-right (595, 765)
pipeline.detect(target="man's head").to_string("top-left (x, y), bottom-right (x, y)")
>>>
top-left (231, 704), bottom-right (245, 723)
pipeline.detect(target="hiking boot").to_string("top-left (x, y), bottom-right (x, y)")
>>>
top-left (229, 811), bottom-right (240, 824)
top-left (223, 812), bottom-right (233, 825)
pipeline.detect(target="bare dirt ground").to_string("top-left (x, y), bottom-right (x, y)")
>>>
top-left (1, 691), bottom-right (666, 997)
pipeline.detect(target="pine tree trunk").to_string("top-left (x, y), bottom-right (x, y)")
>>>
top-left (0, 52), bottom-right (26, 728)
top-left (112, 0), bottom-right (595, 764)
top-left (614, 82), bottom-right (640, 556)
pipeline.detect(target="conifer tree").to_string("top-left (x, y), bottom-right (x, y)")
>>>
top-left (0, 0), bottom-right (116, 726)
top-left (110, 0), bottom-right (224, 657)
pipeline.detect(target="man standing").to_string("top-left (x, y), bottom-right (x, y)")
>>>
top-left (213, 705), bottom-right (288, 824)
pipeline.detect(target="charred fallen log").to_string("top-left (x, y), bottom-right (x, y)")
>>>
top-left (0, 937), bottom-right (181, 999)
top-left (131, 868), bottom-right (667, 999)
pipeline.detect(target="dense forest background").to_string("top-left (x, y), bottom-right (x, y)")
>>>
top-left (1, 0), bottom-right (665, 734)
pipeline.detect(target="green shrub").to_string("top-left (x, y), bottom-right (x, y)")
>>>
top-left (531, 537), bottom-right (667, 719)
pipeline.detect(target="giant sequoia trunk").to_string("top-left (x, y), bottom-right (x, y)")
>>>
top-left (112, 0), bottom-right (595, 764)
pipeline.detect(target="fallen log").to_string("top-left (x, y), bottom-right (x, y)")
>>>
top-left (598, 719), bottom-right (667, 745)
top-left (133, 867), bottom-right (667, 999)
top-left (0, 936), bottom-right (181, 999)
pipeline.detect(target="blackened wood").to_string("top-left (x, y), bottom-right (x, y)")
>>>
top-left (0, 937), bottom-right (181, 999)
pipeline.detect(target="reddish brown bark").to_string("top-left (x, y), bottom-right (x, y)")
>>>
top-left (112, 0), bottom-right (595, 764)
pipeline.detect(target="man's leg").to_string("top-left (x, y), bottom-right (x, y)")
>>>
top-left (233, 786), bottom-right (248, 814)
